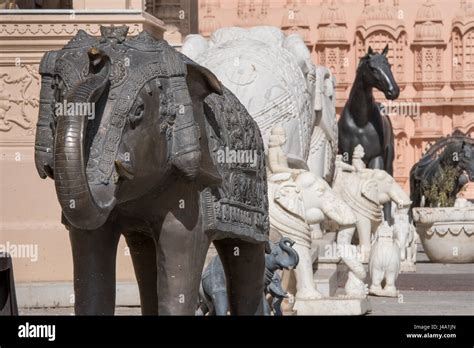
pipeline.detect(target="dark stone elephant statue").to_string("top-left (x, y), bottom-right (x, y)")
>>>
top-left (34, 26), bottom-right (269, 315)
top-left (197, 237), bottom-right (299, 316)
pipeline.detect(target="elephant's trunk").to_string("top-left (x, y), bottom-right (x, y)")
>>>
top-left (278, 238), bottom-right (299, 270)
top-left (322, 200), bottom-right (357, 227)
top-left (400, 247), bottom-right (407, 261)
top-left (54, 49), bottom-right (115, 230)
top-left (389, 186), bottom-right (411, 209)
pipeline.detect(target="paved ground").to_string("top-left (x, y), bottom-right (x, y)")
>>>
top-left (19, 248), bottom-right (473, 316)
top-left (367, 248), bottom-right (473, 315)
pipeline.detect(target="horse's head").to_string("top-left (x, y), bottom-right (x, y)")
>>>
top-left (358, 45), bottom-right (400, 100)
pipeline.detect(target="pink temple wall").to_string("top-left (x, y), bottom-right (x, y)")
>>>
top-left (198, 0), bottom-right (474, 196)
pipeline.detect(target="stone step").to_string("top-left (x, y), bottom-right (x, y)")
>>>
top-left (16, 282), bottom-right (140, 308)
top-left (294, 297), bottom-right (371, 315)
top-left (312, 232), bottom-right (341, 265)
top-left (313, 268), bottom-right (338, 297)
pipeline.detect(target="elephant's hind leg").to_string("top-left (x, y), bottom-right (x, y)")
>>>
top-left (214, 239), bottom-right (265, 315)
top-left (124, 232), bottom-right (158, 315)
top-left (68, 223), bottom-right (121, 315)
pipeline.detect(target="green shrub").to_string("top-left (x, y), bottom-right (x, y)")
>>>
top-left (421, 165), bottom-right (463, 207)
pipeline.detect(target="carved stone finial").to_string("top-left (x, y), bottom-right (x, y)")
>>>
top-left (353, 144), bottom-right (365, 160)
top-left (99, 26), bottom-right (129, 44)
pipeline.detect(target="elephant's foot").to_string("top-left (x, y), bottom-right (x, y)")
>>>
top-left (344, 271), bottom-right (368, 299)
top-left (369, 285), bottom-right (398, 298)
top-left (296, 288), bottom-right (324, 300)
top-left (368, 284), bottom-right (382, 295)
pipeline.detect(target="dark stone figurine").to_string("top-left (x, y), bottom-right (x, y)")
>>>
top-left (197, 237), bottom-right (299, 316)
top-left (0, 253), bottom-right (18, 316)
top-left (338, 45), bottom-right (400, 221)
top-left (34, 26), bottom-right (269, 315)
top-left (410, 130), bottom-right (473, 209)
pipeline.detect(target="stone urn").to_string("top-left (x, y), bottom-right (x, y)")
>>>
top-left (412, 207), bottom-right (474, 263)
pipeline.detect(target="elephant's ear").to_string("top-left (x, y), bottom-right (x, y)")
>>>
top-left (275, 183), bottom-right (306, 222)
top-left (185, 62), bottom-right (223, 137)
top-left (186, 63), bottom-right (223, 99)
top-left (361, 179), bottom-right (380, 205)
top-left (180, 62), bottom-right (224, 186)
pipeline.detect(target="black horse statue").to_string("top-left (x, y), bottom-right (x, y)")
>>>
top-left (410, 131), bottom-right (474, 209)
top-left (338, 45), bottom-right (400, 220)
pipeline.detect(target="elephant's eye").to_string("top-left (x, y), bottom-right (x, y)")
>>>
top-left (313, 184), bottom-right (323, 192)
top-left (129, 104), bottom-right (144, 130)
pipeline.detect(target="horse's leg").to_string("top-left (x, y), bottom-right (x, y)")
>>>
top-left (123, 232), bottom-right (158, 315)
top-left (369, 156), bottom-right (392, 223)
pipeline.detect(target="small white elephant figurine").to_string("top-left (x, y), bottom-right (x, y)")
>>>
top-left (269, 172), bottom-right (356, 300)
top-left (369, 222), bottom-right (401, 297)
top-left (393, 207), bottom-right (418, 272)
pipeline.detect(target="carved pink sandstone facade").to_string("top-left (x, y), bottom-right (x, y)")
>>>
top-left (199, 0), bottom-right (474, 196)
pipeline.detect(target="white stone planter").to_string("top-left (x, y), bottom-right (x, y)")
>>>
top-left (412, 207), bottom-right (474, 263)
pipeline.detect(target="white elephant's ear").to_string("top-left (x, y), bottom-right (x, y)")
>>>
top-left (275, 183), bottom-right (306, 222)
top-left (361, 179), bottom-right (380, 205)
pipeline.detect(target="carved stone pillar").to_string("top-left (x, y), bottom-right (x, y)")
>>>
top-left (451, 0), bottom-right (474, 101)
top-left (411, 0), bottom-right (446, 102)
top-left (315, 0), bottom-right (350, 99)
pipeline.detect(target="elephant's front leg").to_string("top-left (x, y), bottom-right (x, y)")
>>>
top-left (292, 244), bottom-right (322, 300)
top-left (124, 232), bottom-right (158, 315)
top-left (357, 217), bottom-right (373, 264)
top-left (368, 156), bottom-right (392, 223)
top-left (68, 222), bottom-right (121, 315)
top-left (155, 211), bottom-right (211, 315)
top-left (214, 239), bottom-right (265, 315)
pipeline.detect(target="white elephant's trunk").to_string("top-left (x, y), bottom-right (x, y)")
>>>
top-left (336, 226), bottom-right (366, 280)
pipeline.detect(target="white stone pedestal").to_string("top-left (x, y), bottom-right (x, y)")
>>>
top-left (294, 297), bottom-right (371, 316)
top-left (400, 262), bottom-right (417, 272)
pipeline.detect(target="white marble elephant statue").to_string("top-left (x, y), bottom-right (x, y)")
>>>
top-left (268, 172), bottom-right (356, 300)
top-left (182, 26), bottom-right (338, 183)
top-left (333, 157), bottom-right (412, 264)
top-left (332, 147), bottom-right (411, 298)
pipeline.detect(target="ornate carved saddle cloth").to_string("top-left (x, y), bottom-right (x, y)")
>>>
top-left (200, 87), bottom-right (269, 243)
